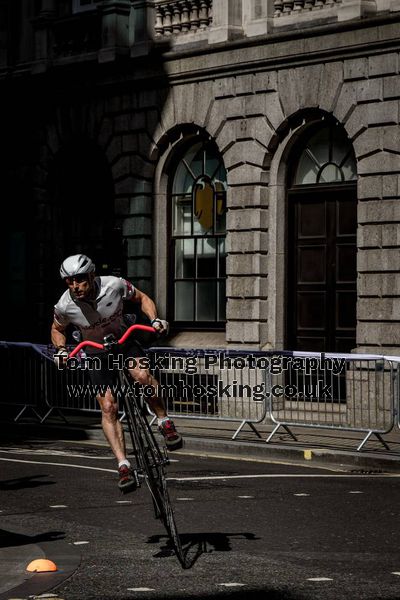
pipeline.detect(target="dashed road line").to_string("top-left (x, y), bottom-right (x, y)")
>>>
top-left (50, 505), bottom-right (68, 508)
top-left (127, 587), bottom-right (155, 592)
top-left (307, 577), bottom-right (333, 582)
top-left (238, 495), bottom-right (254, 498)
top-left (294, 493), bottom-right (310, 497)
top-left (218, 582), bottom-right (245, 587)
top-left (73, 541), bottom-right (90, 545)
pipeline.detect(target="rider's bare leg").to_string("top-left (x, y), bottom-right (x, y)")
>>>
top-left (96, 389), bottom-right (127, 463)
top-left (128, 361), bottom-right (166, 418)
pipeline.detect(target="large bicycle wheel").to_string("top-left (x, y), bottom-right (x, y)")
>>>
top-left (121, 372), bottom-right (188, 567)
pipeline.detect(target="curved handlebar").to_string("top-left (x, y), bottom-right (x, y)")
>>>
top-left (68, 324), bottom-right (156, 358)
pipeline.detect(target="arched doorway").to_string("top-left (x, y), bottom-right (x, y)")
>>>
top-left (286, 122), bottom-right (357, 352)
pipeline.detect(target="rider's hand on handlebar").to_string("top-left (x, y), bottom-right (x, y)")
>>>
top-left (151, 318), bottom-right (169, 335)
top-left (54, 347), bottom-right (68, 369)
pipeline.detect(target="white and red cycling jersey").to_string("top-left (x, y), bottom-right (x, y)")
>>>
top-left (54, 276), bottom-right (136, 351)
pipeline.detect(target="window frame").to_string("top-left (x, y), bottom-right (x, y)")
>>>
top-left (289, 122), bottom-right (357, 189)
top-left (167, 139), bottom-right (227, 331)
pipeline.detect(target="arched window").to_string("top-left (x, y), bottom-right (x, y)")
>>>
top-left (293, 124), bottom-right (357, 186)
top-left (170, 140), bottom-right (227, 327)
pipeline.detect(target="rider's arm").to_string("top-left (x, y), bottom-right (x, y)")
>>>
top-left (51, 319), bottom-right (68, 350)
top-left (130, 288), bottom-right (158, 322)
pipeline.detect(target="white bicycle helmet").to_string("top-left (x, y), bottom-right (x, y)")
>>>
top-left (60, 254), bottom-right (95, 279)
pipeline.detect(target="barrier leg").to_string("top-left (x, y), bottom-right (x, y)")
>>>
top-left (40, 407), bottom-right (69, 425)
top-left (357, 431), bottom-right (390, 452)
top-left (232, 420), bottom-right (262, 440)
top-left (14, 405), bottom-right (42, 423)
top-left (266, 423), bottom-right (298, 443)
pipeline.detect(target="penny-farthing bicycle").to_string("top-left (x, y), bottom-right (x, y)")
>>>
top-left (69, 324), bottom-right (188, 567)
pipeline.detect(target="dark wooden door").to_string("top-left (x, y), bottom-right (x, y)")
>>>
top-left (287, 188), bottom-right (357, 353)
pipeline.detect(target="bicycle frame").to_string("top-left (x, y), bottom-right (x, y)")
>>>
top-left (68, 324), bottom-right (188, 567)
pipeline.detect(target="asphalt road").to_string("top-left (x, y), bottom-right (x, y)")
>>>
top-left (1, 438), bottom-right (400, 600)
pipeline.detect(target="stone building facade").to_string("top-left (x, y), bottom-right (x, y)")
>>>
top-left (1, 0), bottom-right (400, 354)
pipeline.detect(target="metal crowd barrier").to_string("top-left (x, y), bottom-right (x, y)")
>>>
top-left (266, 351), bottom-right (396, 451)
top-left (1, 341), bottom-right (399, 451)
top-left (0, 342), bottom-right (44, 422)
top-left (144, 347), bottom-right (268, 439)
top-left (0, 342), bottom-right (268, 439)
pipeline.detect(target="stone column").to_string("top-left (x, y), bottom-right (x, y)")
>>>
top-left (129, 0), bottom-right (156, 57)
top-left (208, 0), bottom-right (243, 44)
top-left (242, 0), bottom-right (273, 38)
top-left (338, 0), bottom-right (376, 20)
top-left (98, 0), bottom-right (131, 63)
top-left (31, 0), bottom-right (56, 73)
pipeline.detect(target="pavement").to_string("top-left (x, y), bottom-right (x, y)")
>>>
top-left (2, 410), bottom-right (400, 599)
top-left (2, 408), bottom-right (400, 472)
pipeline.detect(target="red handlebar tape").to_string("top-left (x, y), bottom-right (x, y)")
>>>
top-left (68, 324), bottom-right (156, 358)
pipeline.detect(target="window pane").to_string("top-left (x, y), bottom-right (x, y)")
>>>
top-left (319, 163), bottom-right (342, 183)
top-left (218, 280), bottom-right (226, 321)
top-left (332, 127), bottom-right (350, 165)
top-left (308, 128), bottom-right (329, 165)
top-left (188, 146), bottom-right (204, 180)
top-left (215, 190), bottom-right (226, 233)
top-left (175, 282), bottom-right (194, 320)
top-left (172, 195), bottom-right (192, 236)
top-left (205, 153), bottom-right (220, 180)
top-left (294, 125), bottom-right (357, 186)
top-left (218, 238), bottom-right (226, 277)
top-left (175, 239), bottom-right (195, 278)
top-left (342, 155), bottom-right (357, 181)
top-left (173, 161), bottom-right (195, 195)
top-left (196, 281), bottom-right (216, 321)
top-left (295, 153), bottom-right (319, 185)
top-left (197, 238), bottom-right (217, 277)
top-left (193, 177), bottom-right (214, 234)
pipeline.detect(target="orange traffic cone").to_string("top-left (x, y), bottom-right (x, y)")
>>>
top-left (26, 558), bottom-right (58, 572)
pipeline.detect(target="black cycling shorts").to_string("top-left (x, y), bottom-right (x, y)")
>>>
top-left (86, 341), bottom-right (145, 390)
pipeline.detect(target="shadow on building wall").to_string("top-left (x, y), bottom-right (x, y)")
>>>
top-left (1, 3), bottom-right (171, 342)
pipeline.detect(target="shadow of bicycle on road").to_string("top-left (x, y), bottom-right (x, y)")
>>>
top-left (147, 531), bottom-right (260, 568)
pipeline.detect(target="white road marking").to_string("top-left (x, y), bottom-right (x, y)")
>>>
top-left (307, 577), bottom-right (333, 582)
top-left (0, 456), bottom-right (398, 483)
top-left (0, 448), bottom-right (114, 460)
top-left (127, 588), bottom-right (155, 592)
top-left (116, 500), bottom-right (132, 504)
top-left (50, 505), bottom-right (67, 508)
top-left (218, 583), bottom-right (245, 587)
top-left (238, 495), bottom-right (254, 499)
top-left (0, 457), bottom-right (115, 473)
top-left (391, 572), bottom-right (400, 576)
top-left (349, 491), bottom-right (363, 494)
top-left (168, 473), bottom-right (400, 482)
top-left (294, 493), bottom-right (310, 497)
top-left (176, 497), bottom-right (194, 501)
top-left (73, 541), bottom-right (89, 545)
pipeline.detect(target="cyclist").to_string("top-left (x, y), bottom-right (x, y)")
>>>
top-left (51, 254), bottom-right (182, 493)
